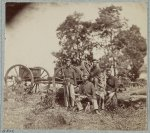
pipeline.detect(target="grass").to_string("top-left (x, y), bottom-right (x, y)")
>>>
top-left (2, 86), bottom-right (147, 130)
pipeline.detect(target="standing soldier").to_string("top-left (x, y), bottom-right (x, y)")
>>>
top-left (63, 59), bottom-right (77, 110)
top-left (89, 59), bottom-right (107, 110)
top-left (90, 59), bottom-right (106, 91)
top-left (90, 59), bottom-right (101, 89)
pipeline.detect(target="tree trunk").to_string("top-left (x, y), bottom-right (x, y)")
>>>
top-left (113, 57), bottom-right (116, 76)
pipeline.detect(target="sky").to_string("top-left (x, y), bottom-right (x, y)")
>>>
top-left (5, 2), bottom-right (147, 76)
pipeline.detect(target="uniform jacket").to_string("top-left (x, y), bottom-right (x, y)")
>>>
top-left (79, 80), bottom-right (96, 99)
top-left (90, 65), bottom-right (101, 78)
top-left (90, 65), bottom-right (106, 90)
top-left (106, 75), bottom-right (118, 92)
top-left (63, 66), bottom-right (77, 85)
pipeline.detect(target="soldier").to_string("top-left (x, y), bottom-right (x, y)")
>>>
top-left (89, 59), bottom-right (101, 88)
top-left (63, 59), bottom-right (77, 109)
top-left (105, 70), bottom-right (118, 109)
top-left (89, 59), bottom-right (107, 110)
top-left (71, 53), bottom-right (80, 66)
top-left (89, 59), bottom-right (107, 92)
top-left (76, 74), bottom-right (100, 114)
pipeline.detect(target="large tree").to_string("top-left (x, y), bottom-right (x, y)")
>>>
top-left (92, 5), bottom-right (128, 75)
top-left (54, 12), bottom-right (94, 66)
top-left (52, 6), bottom-right (146, 81)
top-left (112, 25), bottom-right (147, 81)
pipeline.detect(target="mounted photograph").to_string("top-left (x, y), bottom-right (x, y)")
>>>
top-left (3, 2), bottom-right (148, 130)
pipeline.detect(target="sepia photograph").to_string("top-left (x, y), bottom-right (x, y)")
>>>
top-left (2, 1), bottom-right (148, 130)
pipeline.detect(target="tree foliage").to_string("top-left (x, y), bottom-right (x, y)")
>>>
top-left (91, 5), bottom-right (128, 76)
top-left (112, 25), bottom-right (146, 80)
top-left (52, 5), bottom-right (147, 81)
top-left (55, 12), bottom-right (94, 65)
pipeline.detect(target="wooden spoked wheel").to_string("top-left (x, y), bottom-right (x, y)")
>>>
top-left (52, 66), bottom-right (83, 91)
top-left (4, 64), bottom-right (34, 92)
top-left (32, 67), bottom-right (50, 92)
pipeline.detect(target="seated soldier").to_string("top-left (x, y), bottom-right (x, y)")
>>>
top-left (75, 74), bottom-right (100, 114)
top-left (105, 70), bottom-right (118, 109)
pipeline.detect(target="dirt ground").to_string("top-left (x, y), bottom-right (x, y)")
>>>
top-left (2, 87), bottom-right (147, 130)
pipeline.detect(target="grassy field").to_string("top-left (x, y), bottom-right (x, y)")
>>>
top-left (2, 86), bottom-right (147, 130)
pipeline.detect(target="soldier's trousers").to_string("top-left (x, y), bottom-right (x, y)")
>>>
top-left (105, 91), bottom-right (118, 108)
top-left (76, 98), bottom-right (99, 111)
top-left (64, 84), bottom-right (75, 107)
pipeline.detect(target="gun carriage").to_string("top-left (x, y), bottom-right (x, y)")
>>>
top-left (4, 64), bottom-right (84, 92)
top-left (4, 61), bottom-right (133, 93)
top-left (5, 64), bottom-right (50, 92)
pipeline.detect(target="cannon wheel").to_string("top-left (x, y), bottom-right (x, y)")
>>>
top-left (52, 66), bottom-right (83, 91)
top-left (33, 67), bottom-right (50, 92)
top-left (4, 64), bottom-right (34, 92)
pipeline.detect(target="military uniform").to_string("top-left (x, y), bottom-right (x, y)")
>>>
top-left (90, 65), bottom-right (106, 90)
top-left (106, 75), bottom-right (118, 92)
top-left (105, 75), bottom-right (118, 108)
top-left (63, 66), bottom-right (77, 85)
top-left (79, 80), bottom-right (96, 99)
top-left (90, 65), bottom-right (107, 110)
top-left (90, 65), bottom-right (101, 78)
top-left (76, 80), bottom-right (98, 111)
top-left (63, 65), bottom-right (77, 108)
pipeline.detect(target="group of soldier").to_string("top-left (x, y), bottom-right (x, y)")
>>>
top-left (62, 58), bottom-right (118, 114)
